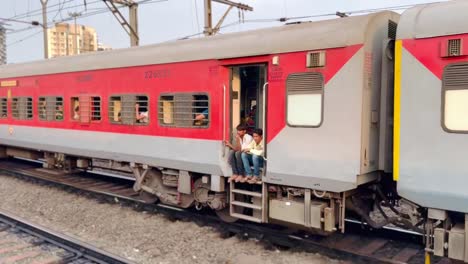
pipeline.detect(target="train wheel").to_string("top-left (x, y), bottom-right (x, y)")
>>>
top-left (139, 170), bottom-right (160, 204)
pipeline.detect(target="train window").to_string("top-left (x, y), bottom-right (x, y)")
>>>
top-left (0, 98), bottom-right (7, 118)
top-left (91, 97), bottom-right (101, 121)
top-left (12, 97), bottom-right (33, 120)
top-left (286, 72), bottom-right (324, 127)
top-left (158, 93), bottom-right (209, 128)
top-left (71, 97), bottom-right (80, 121)
top-left (70, 96), bottom-right (101, 123)
top-left (159, 95), bottom-right (174, 125)
top-left (442, 63), bottom-right (468, 132)
top-left (109, 95), bottom-right (148, 125)
top-left (38, 96), bottom-right (63, 121)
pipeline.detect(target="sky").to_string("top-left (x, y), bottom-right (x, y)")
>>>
top-left (0, 0), bottom-right (447, 64)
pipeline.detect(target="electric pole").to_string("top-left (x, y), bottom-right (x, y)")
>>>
top-left (203, 0), bottom-right (253, 36)
top-left (102, 0), bottom-right (139, 46)
top-left (41, 0), bottom-right (48, 59)
top-left (69, 12), bottom-right (82, 54)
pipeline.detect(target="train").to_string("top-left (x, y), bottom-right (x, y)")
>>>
top-left (1, 0), bottom-right (467, 262)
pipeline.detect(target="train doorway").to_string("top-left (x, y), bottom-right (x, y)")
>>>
top-left (229, 64), bottom-right (267, 142)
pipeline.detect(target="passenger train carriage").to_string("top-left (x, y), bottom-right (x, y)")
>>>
top-left (0, 0), bottom-right (467, 262)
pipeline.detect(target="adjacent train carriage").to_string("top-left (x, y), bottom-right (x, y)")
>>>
top-left (395, 0), bottom-right (468, 261)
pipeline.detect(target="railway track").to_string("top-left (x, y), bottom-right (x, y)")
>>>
top-left (0, 159), bottom-right (451, 264)
top-left (0, 208), bottom-right (133, 264)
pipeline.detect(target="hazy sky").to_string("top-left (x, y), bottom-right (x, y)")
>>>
top-left (1, 0), bottom-right (446, 63)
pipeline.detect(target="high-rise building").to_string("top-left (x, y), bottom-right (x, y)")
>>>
top-left (0, 23), bottom-right (6, 65)
top-left (47, 23), bottom-right (98, 58)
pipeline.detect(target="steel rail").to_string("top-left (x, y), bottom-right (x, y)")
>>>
top-left (0, 209), bottom-right (134, 264)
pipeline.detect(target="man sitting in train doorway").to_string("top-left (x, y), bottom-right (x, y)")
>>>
top-left (240, 128), bottom-right (264, 184)
top-left (226, 124), bottom-right (253, 183)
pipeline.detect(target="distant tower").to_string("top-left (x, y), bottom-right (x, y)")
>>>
top-left (0, 23), bottom-right (6, 65)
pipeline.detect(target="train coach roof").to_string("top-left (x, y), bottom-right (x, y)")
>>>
top-left (0, 11), bottom-right (397, 79)
top-left (397, 0), bottom-right (468, 40)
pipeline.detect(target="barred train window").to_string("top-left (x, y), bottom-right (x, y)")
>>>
top-left (109, 95), bottom-right (148, 125)
top-left (443, 63), bottom-right (468, 132)
top-left (12, 97), bottom-right (33, 120)
top-left (70, 96), bottom-right (101, 122)
top-left (286, 72), bottom-right (324, 127)
top-left (0, 98), bottom-right (7, 118)
top-left (38, 96), bottom-right (63, 121)
top-left (158, 93), bottom-right (209, 128)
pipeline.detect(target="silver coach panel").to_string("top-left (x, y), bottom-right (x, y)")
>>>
top-left (266, 12), bottom-right (399, 192)
top-left (397, 1), bottom-right (468, 213)
top-left (397, 0), bottom-right (468, 40)
top-left (1, 12), bottom-right (392, 79)
top-left (0, 125), bottom-right (228, 176)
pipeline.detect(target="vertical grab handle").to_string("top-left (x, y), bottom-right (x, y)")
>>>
top-left (222, 84), bottom-right (227, 157)
top-left (262, 82), bottom-right (268, 159)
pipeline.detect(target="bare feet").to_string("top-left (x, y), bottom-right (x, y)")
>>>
top-left (241, 176), bottom-right (253, 183)
top-left (247, 177), bottom-right (259, 184)
top-left (228, 174), bottom-right (238, 183)
top-left (235, 176), bottom-right (244, 183)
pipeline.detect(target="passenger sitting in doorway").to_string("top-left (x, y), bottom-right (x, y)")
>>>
top-left (135, 103), bottom-right (148, 123)
top-left (73, 106), bottom-right (80, 120)
top-left (226, 124), bottom-right (253, 183)
top-left (194, 109), bottom-right (209, 126)
top-left (240, 128), bottom-right (264, 184)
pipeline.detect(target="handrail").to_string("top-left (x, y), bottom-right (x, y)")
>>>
top-left (222, 84), bottom-right (227, 157)
top-left (262, 82), bottom-right (268, 159)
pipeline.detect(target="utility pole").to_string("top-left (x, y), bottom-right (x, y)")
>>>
top-left (102, 0), bottom-right (139, 46)
top-left (203, 0), bottom-right (253, 36)
top-left (69, 12), bottom-right (82, 54)
top-left (40, 0), bottom-right (48, 59)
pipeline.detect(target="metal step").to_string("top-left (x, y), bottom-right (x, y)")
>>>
top-left (231, 201), bottom-right (262, 210)
top-left (230, 213), bottom-right (262, 223)
top-left (232, 189), bottom-right (262, 197)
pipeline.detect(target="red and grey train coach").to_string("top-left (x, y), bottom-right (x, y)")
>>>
top-left (0, 0), bottom-right (467, 262)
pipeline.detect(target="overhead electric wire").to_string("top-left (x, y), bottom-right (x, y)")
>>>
top-left (6, 0), bottom-right (167, 48)
top-left (6, 0), bottom-right (445, 51)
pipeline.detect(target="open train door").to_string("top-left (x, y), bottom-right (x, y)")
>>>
top-left (219, 61), bottom-right (269, 223)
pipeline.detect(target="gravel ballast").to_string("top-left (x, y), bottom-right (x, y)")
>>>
top-left (0, 175), bottom-right (340, 264)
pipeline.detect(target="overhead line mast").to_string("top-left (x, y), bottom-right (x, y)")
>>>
top-left (203, 0), bottom-right (253, 36)
top-left (102, 0), bottom-right (139, 46)
top-left (40, 0), bottom-right (49, 59)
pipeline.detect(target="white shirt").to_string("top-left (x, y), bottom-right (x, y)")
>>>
top-left (241, 134), bottom-right (253, 149)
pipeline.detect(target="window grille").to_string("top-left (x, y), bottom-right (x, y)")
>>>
top-left (0, 98), bottom-right (7, 118)
top-left (306, 51), bottom-right (326, 68)
top-left (109, 95), bottom-right (148, 125)
top-left (158, 93), bottom-right (209, 128)
top-left (38, 96), bottom-right (63, 121)
top-left (71, 96), bottom-right (101, 123)
top-left (12, 97), bottom-right (33, 120)
top-left (448, 39), bottom-right (462, 57)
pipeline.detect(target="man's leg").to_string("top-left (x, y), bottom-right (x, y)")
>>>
top-left (252, 154), bottom-right (264, 178)
top-left (241, 152), bottom-right (253, 177)
top-left (234, 151), bottom-right (245, 176)
top-left (228, 150), bottom-right (239, 182)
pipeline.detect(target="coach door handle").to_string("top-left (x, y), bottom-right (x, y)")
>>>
top-left (222, 84), bottom-right (227, 157)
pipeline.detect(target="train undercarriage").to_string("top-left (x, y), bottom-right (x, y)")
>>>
top-left (3, 146), bottom-right (467, 262)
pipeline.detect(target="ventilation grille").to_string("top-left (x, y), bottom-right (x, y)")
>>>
top-left (448, 39), bottom-right (462, 57)
top-left (443, 63), bottom-right (468, 88)
top-left (287, 72), bottom-right (323, 94)
top-left (388, 20), bottom-right (397, 40)
top-left (306, 51), bottom-right (326, 68)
